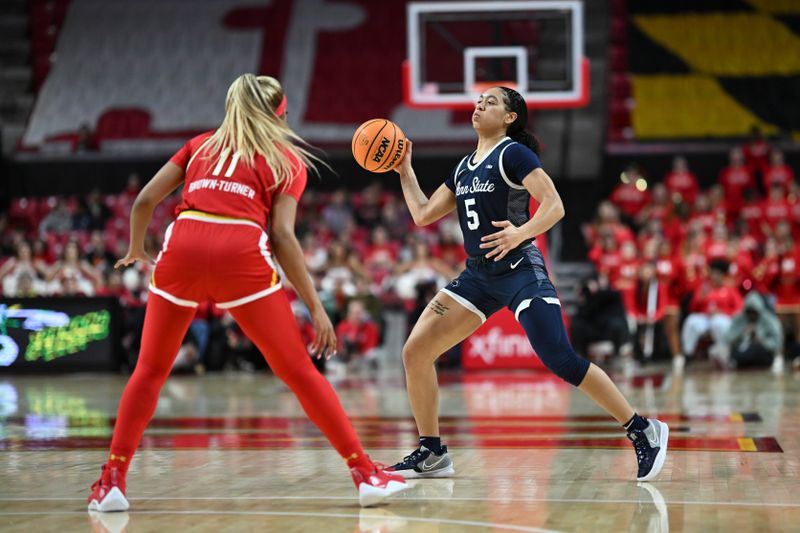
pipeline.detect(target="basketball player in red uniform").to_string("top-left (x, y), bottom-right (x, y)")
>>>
top-left (87, 74), bottom-right (406, 511)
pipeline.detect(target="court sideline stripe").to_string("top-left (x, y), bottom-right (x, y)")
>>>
top-left (2, 496), bottom-right (799, 509)
top-left (0, 510), bottom-right (561, 533)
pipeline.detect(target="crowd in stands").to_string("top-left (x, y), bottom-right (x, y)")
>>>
top-left (579, 132), bottom-right (799, 372)
top-left (1, 176), bottom-right (465, 373)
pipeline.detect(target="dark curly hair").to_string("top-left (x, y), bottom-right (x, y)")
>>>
top-left (498, 86), bottom-right (541, 156)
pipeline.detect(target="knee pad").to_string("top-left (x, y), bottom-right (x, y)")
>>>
top-left (518, 298), bottom-right (590, 386)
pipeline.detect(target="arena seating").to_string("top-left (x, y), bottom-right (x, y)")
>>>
top-left (22, 0), bottom-right (479, 152)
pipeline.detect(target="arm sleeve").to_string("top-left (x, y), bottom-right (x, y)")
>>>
top-left (169, 140), bottom-right (192, 169)
top-left (502, 143), bottom-right (542, 185)
top-left (279, 163), bottom-right (308, 202)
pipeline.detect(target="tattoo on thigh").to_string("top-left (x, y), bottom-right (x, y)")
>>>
top-left (429, 300), bottom-right (449, 316)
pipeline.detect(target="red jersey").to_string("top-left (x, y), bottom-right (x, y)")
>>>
top-left (610, 184), bottom-right (650, 218)
top-left (704, 239), bottom-right (729, 261)
top-left (689, 285), bottom-right (743, 316)
top-left (588, 247), bottom-right (621, 278)
top-left (776, 251), bottom-right (800, 306)
top-left (761, 198), bottom-right (790, 230)
top-left (718, 166), bottom-right (754, 211)
top-left (614, 259), bottom-right (639, 313)
top-left (689, 212), bottom-right (715, 235)
top-left (763, 164), bottom-right (795, 192)
top-left (170, 132), bottom-right (307, 228)
top-left (336, 319), bottom-right (379, 355)
top-left (664, 171), bottom-right (699, 204)
top-left (728, 252), bottom-right (754, 292)
top-left (739, 201), bottom-right (764, 229)
top-left (753, 256), bottom-right (780, 294)
top-left (743, 140), bottom-right (770, 175)
top-left (656, 255), bottom-right (684, 306)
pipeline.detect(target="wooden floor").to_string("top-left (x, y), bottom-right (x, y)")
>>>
top-left (0, 367), bottom-right (798, 532)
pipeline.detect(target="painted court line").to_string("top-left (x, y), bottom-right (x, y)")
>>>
top-left (0, 510), bottom-right (562, 533)
top-left (2, 496), bottom-right (798, 509)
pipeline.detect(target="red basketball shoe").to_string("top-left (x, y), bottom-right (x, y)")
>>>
top-left (87, 465), bottom-right (129, 512)
top-left (350, 463), bottom-right (408, 507)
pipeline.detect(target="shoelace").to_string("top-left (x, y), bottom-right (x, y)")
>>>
top-left (631, 434), bottom-right (651, 466)
top-left (402, 448), bottom-right (426, 464)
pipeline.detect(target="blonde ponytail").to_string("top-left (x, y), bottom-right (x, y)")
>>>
top-left (204, 74), bottom-right (320, 190)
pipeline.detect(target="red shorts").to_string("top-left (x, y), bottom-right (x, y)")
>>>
top-left (150, 210), bottom-right (281, 309)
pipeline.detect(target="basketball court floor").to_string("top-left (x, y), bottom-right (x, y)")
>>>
top-left (0, 367), bottom-right (798, 532)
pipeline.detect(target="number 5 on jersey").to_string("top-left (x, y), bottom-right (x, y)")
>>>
top-left (464, 198), bottom-right (480, 230)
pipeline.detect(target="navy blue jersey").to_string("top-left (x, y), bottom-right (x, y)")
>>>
top-left (444, 137), bottom-right (542, 257)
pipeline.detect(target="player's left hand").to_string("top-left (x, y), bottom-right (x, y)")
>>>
top-left (114, 248), bottom-right (155, 269)
top-left (479, 220), bottom-right (526, 261)
top-left (309, 308), bottom-right (337, 360)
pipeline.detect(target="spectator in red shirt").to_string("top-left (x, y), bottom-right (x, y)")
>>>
top-left (582, 201), bottom-right (634, 247)
top-left (614, 240), bottom-right (640, 316)
top-left (689, 193), bottom-right (716, 236)
top-left (752, 238), bottom-right (781, 294)
top-left (663, 202), bottom-right (691, 249)
top-left (655, 239), bottom-right (685, 369)
top-left (635, 183), bottom-right (671, 227)
top-left (763, 149), bottom-right (795, 194)
top-left (738, 188), bottom-right (764, 237)
top-left (588, 231), bottom-right (622, 280)
top-left (708, 184), bottom-right (728, 223)
top-left (725, 238), bottom-right (754, 293)
top-left (742, 126), bottom-right (771, 179)
top-left (775, 244), bottom-right (800, 347)
top-left (761, 182), bottom-right (791, 238)
top-left (704, 224), bottom-right (730, 261)
top-left (610, 163), bottom-right (651, 221)
top-left (681, 260), bottom-right (744, 367)
top-left (636, 218), bottom-right (665, 252)
top-left (682, 230), bottom-right (709, 295)
top-left (363, 225), bottom-right (399, 286)
top-left (335, 299), bottom-right (380, 367)
top-left (789, 181), bottom-right (800, 233)
top-left (664, 155), bottom-right (699, 206)
top-left (719, 147), bottom-right (755, 215)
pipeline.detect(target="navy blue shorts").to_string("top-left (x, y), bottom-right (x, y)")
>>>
top-left (441, 244), bottom-right (560, 322)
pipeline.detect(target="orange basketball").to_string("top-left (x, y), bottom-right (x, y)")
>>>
top-left (351, 119), bottom-right (408, 173)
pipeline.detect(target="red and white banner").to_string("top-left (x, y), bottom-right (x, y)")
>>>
top-left (462, 309), bottom-right (547, 370)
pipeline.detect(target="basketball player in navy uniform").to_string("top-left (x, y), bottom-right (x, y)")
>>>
top-left (388, 87), bottom-right (669, 481)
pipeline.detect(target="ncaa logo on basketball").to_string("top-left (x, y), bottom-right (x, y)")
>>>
top-left (372, 137), bottom-right (391, 163)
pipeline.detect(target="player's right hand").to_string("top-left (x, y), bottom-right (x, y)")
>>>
top-left (394, 139), bottom-right (413, 175)
top-left (309, 308), bottom-right (337, 360)
top-left (114, 248), bottom-right (155, 269)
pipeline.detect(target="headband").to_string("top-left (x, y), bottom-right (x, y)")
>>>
top-left (275, 95), bottom-right (287, 116)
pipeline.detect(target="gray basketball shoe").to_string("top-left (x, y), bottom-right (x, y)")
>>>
top-left (387, 445), bottom-right (455, 478)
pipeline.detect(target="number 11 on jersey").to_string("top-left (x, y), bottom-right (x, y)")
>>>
top-left (212, 148), bottom-right (241, 178)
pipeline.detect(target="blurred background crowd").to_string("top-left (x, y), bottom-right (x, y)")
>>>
top-left (578, 129), bottom-right (797, 373)
top-left (1, 173), bottom-right (468, 373)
